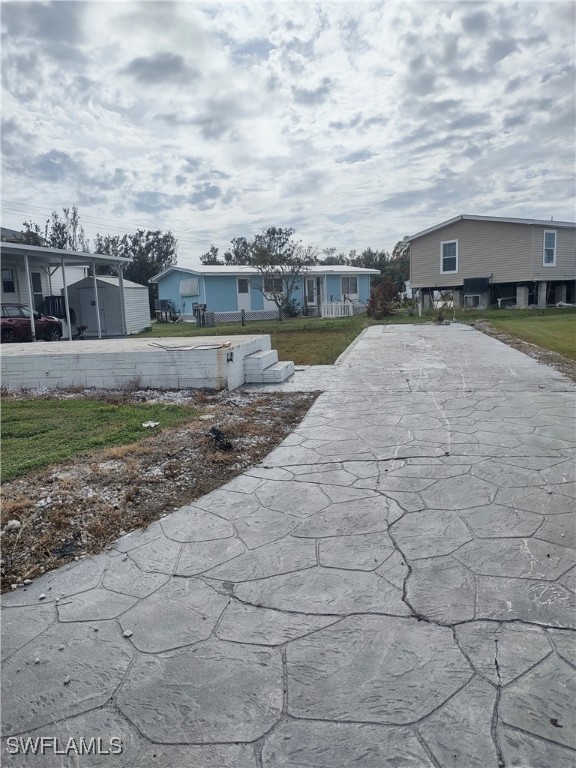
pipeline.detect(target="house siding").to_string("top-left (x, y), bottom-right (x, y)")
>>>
top-left (531, 226), bottom-right (576, 280)
top-left (410, 219), bottom-right (576, 289)
top-left (205, 275), bottom-right (238, 311)
top-left (410, 220), bottom-right (536, 288)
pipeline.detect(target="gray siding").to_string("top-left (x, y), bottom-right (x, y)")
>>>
top-left (410, 219), bottom-right (576, 288)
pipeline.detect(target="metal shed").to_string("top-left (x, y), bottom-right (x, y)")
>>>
top-left (66, 276), bottom-right (151, 336)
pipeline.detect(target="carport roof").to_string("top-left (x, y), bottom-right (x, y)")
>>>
top-left (0, 241), bottom-right (132, 268)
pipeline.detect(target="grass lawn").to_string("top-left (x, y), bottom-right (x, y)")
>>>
top-left (487, 313), bottom-right (576, 360)
top-left (1, 399), bottom-right (198, 481)
top-left (138, 315), bottom-right (374, 365)
top-left (138, 307), bottom-right (576, 364)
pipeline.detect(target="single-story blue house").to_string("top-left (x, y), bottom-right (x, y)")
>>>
top-left (149, 265), bottom-right (379, 320)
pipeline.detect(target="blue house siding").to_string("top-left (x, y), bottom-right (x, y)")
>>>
top-left (359, 275), bottom-right (371, 303)
top-left (152, 268), bottom-right (377, 314)
top-left (157, 270), bottom-right (185, 311)
top-left (205, 275), bottom-right (238, 311)
top-left (250, 279), bottom-right (264, 310)
top-left (325, 275), bottom-right (341, 303)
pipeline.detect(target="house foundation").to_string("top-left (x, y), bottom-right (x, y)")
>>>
top-left (0, 335), bottom-right (293, 391)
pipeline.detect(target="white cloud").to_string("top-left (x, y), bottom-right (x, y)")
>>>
top-left (1, 0), bottom-right (574, 265)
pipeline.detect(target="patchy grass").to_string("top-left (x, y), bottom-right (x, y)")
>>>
top-left (1, 399), bottom-right (199, 481)
top-left (1, 390), bottom-right (317, 590)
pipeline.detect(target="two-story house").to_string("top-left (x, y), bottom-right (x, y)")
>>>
top-left (405, 215), bottom-right (576, 309)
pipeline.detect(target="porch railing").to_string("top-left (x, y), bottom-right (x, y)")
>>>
top-left (321, 302), bottom-right (353, 318)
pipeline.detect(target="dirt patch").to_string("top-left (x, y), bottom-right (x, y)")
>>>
top-left (1, 388), bottom-right (318, 592)
top-left (474, 321), bottom-right (576, 382)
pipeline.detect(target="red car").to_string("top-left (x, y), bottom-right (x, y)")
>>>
top-left (1, 303), bottom-right (63, 342)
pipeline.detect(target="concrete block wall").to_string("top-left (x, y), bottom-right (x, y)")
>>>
top-left (1, 336), bottom-right (272, 391)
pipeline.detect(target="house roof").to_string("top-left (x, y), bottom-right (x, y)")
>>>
top-left (150, 264), bottom-right (380, 282)
top-left (404, 214), bottom-right (576, 243)
top-left (70, 276), bottom-right (147, 289)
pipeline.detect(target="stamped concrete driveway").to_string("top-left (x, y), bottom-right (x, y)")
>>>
top-left (2, 324), bottom-right (575, 768)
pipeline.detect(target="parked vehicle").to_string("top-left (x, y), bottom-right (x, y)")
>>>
top-left (1, 303), bottom-right (63, 342)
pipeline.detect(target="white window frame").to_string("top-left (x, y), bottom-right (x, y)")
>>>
top-left (237, 278), bottom-right (249, 294)
top-left (543, 230), bottom-right (557, 267)
top-left (440, 240), bottom-right (458, 274)
top-left (341, 276), bottom-right (358, 296)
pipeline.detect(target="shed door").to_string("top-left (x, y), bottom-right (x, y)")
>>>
top-left (79, 288), bottom-right (107, 333)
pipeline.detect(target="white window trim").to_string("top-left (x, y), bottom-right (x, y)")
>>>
top-left (543, 229), bottom-right (557, 267)
top-left (341, 276), bottom-right (358, 296)
top-left (440, 240), bottom-right (458, 274)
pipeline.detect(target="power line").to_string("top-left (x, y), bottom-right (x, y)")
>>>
top-left (0, 200), bottom-right (231, 249)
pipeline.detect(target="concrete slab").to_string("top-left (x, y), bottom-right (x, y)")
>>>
top-left (2, 323), bottom-right (575, 767)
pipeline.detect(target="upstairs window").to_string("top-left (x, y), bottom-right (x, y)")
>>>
top-left (342, 276), bottom-right (358, 295)
top-left (543, 230), bottom-right (556, 267)
top-left (2, 268), bottom-right (15, 293)
top-left (264, 277), bottom-right (283, 293)
top-left (441, 240), bottom-right (458, 273)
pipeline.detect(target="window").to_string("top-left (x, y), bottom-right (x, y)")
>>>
top-left (441, 240), bottom-right (458, 273)
top-left (341, 276), bottom-right (358, 295)
top-left (2, 268), bottom-right (15, 293)
top-left (238, 278), bottom-right (249, 294)
top-left (5, 305), bottom-right (22, 317)
top-left (264, 277), bottom-right (283, 293)
top-left (543, 230), bottom-right (556, 267)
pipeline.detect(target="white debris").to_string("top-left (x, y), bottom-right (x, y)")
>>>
top-left (34, 658), bottom-right (40, 665)
top-left (38, 594), bottom-right (46, 600)
top-left (23, 579), bottom-right (33, 584)
top-left (199, 414), bottom-right (215, 421)
top-left (142, 421), bottom-right (160, 428)
top-left (122, 630), bottom-right (133, 638)
top-left (58, 645), bottom-right (65, 651)
top-left (63, 676), bottom-right (71, 685)
top-left (5, 520), bottom-right (21, 531)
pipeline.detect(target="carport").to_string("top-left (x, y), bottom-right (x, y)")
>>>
top-left (0, 242), bottom-right (132, 341)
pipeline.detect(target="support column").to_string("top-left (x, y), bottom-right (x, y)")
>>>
top-left (61, 258), bottom-right (73, 341)
top-left (537, 281), bottom-right (547, 308)
top-left (516, 285), bottom-right (529, 308)
top-left (452, 289), bottom-right (463, 309)
top-left (91, 260), bottom-right (102, 339)
top-left (24, 254), bottom-right (36, 341)
top-left (555, 283), bottom-right (567, 304)
top-left (117, 266), bottom-right (128, 335)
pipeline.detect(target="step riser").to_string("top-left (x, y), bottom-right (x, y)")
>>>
top-left (245, 361), bottom-right (295, 384)
top-left (243, 350), bottom-right (278, 374)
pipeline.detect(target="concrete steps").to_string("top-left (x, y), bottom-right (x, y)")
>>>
top-left (244, 350), bottom-right (295, 384)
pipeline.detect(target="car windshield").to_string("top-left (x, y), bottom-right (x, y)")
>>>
top-left (20, 307), bottom-right (30, 317)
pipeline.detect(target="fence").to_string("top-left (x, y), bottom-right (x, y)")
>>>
top-left (321, 302), bottom-right (353, 318)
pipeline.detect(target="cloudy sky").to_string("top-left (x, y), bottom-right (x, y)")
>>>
top-left (1, 1), bottom-right (574, 266)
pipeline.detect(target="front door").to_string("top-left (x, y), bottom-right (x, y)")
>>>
top-left (237, 278), bottom-right (251, 311)
top-left (31, 272), bottom-right (43, 311)
top-left (305, 277), bottom-right (316, 306)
